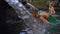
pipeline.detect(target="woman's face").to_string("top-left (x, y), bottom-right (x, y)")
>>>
top-left (49, 2), bottom-right (54, 7)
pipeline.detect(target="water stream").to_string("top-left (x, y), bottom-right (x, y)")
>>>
top-left (5, 0), bottom-right (60, 34)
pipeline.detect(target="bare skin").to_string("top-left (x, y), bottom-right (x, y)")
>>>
top-left (49, 2), bottom-right (55, 14)
top-left (39, 16), bottom-right (50, 24)
top-left (39, 2), bottom-right (56, 24)
top-left (25, 1), bottom-right (55, 24)
top-left (39, 12), bottom-right (50, 24)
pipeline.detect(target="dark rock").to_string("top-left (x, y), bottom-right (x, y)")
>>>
top-left (0, 0), bottom-right (26, 34)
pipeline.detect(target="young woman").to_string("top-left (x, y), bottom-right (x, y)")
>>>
top-left (38, 2), bottom-right (56, 24)
top-left (49, 2), bottom-right (55, 14)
